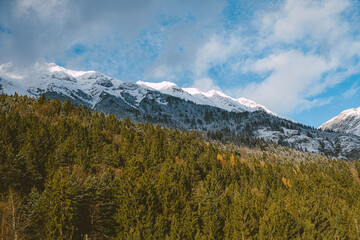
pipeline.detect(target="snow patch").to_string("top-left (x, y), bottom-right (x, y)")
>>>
top-left (137, 81), bottom-right (177, 90)
top-left (139, 81), bottom-right (281, 117)
top-left (319, 107), bottom-right (360, 136)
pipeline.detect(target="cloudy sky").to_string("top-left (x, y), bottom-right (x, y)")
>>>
top-left (1, 0), bottom-right (360, 127)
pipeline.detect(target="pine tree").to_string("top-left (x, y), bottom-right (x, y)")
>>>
top-left (42, 169), bottom-right (75, 240)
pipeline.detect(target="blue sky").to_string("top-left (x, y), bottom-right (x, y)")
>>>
top-left (1, 0), bottom-right (360, 127)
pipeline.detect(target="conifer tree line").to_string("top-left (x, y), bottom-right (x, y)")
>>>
top-left (0, 94), bottom-right (360, 239)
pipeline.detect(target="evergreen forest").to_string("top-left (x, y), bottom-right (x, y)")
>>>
top-left (0, 94), bottom-right (360, 239)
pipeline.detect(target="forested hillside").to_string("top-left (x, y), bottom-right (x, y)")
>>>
top-left (2, 62), bottom-right (360, 159)
top-left (1, 94), bottom-right (360, 239)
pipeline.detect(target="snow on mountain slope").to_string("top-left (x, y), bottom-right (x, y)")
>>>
top-left (0, 77), bottom-right (28, 96)
top-left (0, 62), bottom-right (131, 107)
top-left (319, 108), bottom-right (360, 136)
top-left (2, 63), bottom-right (360, 159)
top-left (137, 81), bottom-right (276, 115)
top-left (0, 63), bottom-right (276, 117)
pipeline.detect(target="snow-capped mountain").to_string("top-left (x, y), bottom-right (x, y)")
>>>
top-left (319, 108), bottom-right (360, 136)
top-left (1, 62), bottom-right (360, 159)
top-left (137, 81), bottom-right (275, 115)
top-left (0, 62), bottom-right (274, 115)
top-left (0, 62), bottom-right (125, 108)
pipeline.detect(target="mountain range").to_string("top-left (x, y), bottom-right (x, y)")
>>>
top-left (1, 62), bottom-right (360, 159)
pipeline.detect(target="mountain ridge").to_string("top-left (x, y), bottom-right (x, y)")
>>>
top-left (137, 80), bottom-right (277, 116)
top-left (1, 62), bottom-right (360, 159)
top-left (0, 62), bottom-right (272, 115)
top-left (319, 107), bottom-right (360, 136)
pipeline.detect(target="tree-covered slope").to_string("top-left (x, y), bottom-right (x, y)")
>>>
top-left (2, 63), bottom-right (360, 159)
top-left (0, 94), bottom-right (360, 239)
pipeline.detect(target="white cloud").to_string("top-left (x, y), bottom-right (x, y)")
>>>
top-left (298, 97), bottom-right (333, 112)
top-left (239, 50), bottom-right (332, 113)
top-left (16, 0), bottom-right (68, 20)
top-left (260, 0), bottom-right (350, 45)
top-left (186, 0), bottom-right (360, 115)
top-left (195, 34), bottom-right (245, 76)
top-left (0, 0), bottom-right (167, 64)
top-left (192, 77), bottom-right (220, 92)
top-left (343, 84), bottom-right (360, 98)
top-left (146, 64), bottom-right (178, 81)
top-left (232, 0), bottom-right (360, 114)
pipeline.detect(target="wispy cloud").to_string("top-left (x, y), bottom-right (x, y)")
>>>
top-left (343, 83), bottom-right (360, 98)
top-left (221, 0), bottom-right (360, 114)
top-left (0, 0), bottom-right (173, 64)
top-left (239, 50), bottom-right (333, 113)
top-left (245, 0), bottom-right (360, 114)
top-left (192, 77), bottom-right (220, 92)
top-left (156, 0), bottom-right (360, 114)
top-left (194, 34), bottom-right (245, 77)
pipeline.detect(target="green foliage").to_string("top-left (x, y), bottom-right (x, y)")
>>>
top-left (42, 168), bottom-right (75, 240)
top-left (0, 94), bottom-right (359, 239)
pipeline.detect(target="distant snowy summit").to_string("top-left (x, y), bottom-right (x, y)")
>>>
top-left (0, 62), bottom-right (276, 115)
top-left (137, 81), bottom-right (276, 116)
top-left (319, 108), bottom-right (360, 136)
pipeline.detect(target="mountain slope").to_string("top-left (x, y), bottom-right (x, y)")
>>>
top-left (1, 62), bottom-right (360, 159)
top-left (319, 108), bottom-right (360, 136)
top-left (0, 62), bottom-right (270, 114)
top-left (137, 81), bottom-right (276, 115)
top-left (1, 94), bottom-right (359, 240)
